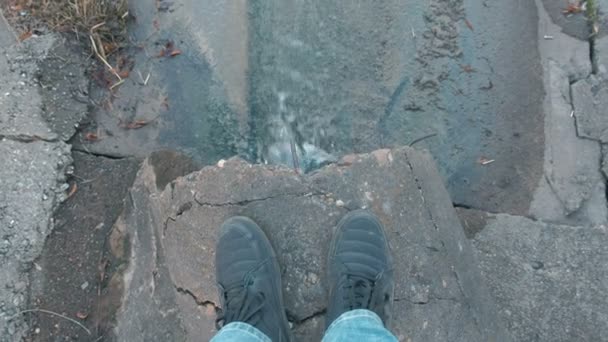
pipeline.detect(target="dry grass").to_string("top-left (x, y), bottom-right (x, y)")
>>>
top-left (6, 0), bottom-right (128, 48)
top-left (5, 0), bottom-right (130, 85)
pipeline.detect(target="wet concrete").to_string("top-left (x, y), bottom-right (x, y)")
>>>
top-left (76, 0), bottom-right (546, 216)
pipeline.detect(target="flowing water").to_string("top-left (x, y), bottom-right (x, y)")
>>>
top-left (86, 0), bottom-right (543, 214)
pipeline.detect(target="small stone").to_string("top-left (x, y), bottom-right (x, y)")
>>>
top-left (14, 281), bottom-right (26, 291)
top-left (81, 281), bottom-right (89, 290)
top-left (34, 328), bottom-right (40, 334)
top-left (336, 199), bottom-right (345, 207)
top-left (217, 159), bottom-right (226, 168)
top-left (306, 272), bottom-right (319, 285)
top-left (531, 261), bottom-right (544, 270)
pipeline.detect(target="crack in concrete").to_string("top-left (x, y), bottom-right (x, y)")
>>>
top-left (175, 286), bottom-right (220, 310)
top-left (193, 191), bottom-right (325, 208)
top-left (163, 202), bottom-right (193, 236)
top-left (71, 147), bottom-right (126, 160)
top-left (287, 308), bottom-right (327, 326)
top-left (394, 295), bottom-right (460, 305)
top-left (0, 134), bottom-right (58, 143)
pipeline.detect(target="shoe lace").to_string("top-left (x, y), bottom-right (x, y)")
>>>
top-left (340, 272), bottom-right (378, 311)
top-left (215, 281), bottom-right (265, 330)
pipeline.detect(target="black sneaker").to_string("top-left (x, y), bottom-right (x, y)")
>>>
top-left (215, 216), bottom-right (292, 341)
top-left (325, 210), bottom-right (394, 329)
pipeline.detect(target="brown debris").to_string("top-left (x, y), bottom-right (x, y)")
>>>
top-left (84, 132), bottom-right (99, 141)
top-left (18, 30), bottom-right (32, 41)
top-left (157, 40), bottom-right (182, 58)
top-left (119, 116), bottom-right (159, 130)
top-left (562, 1), bottom-right (583, 14)
top-left (460, 64), bottom-right (476, 73)
top-left (67, 183), bottom-right (78, 199)
top-left (465, 19), bottom-right (474, 31)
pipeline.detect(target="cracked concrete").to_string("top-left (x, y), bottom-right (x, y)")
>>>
top-left (108, 147), bottom-right (510, 341)
top-left (529, 0), bottom-right (607, 226)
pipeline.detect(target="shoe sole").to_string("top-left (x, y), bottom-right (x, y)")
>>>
top-left (220, 216), bottom-right (294, 342)
top-left (327, 210), bottom-right (394, 329)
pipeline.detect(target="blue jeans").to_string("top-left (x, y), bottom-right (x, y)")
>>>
top-left (210, 309), bottom-right (398, 342)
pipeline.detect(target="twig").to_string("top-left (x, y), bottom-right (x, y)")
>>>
top-left (136, 70), bottom-right (151, 86)
top-left (9, 309), bottom-right (91, 335)
top-left (110, 79), bottom-right (125, 90)
top-left (89, 35), bottom-right (122, 81)
top-left (409, 133), bottom-right (438, 146)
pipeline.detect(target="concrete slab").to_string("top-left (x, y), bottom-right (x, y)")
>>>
top-left (530, 0), bottom-right (606, 225)
top-left (107, 147), bottom-right (510, 341)
top-left (470, 212), bottom-right (608, 342)
top-left (529, 60), bottom-right (606, 225)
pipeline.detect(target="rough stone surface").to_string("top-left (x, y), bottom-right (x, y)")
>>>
top-left (572, 75), bottom-right (608, 142)
top-left (471, 213), bottom-right (608, 342)
top-left (108, 147), bottom-right (510, 341)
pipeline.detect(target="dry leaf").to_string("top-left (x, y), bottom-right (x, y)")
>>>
top-left (465, 19), bottom-right (474, 31)
top-left (84, 132), bottom-right (99, 141)
top-left (67, 183), bottom-right (78, 198)
top-left (157, 40), bottom-right (181, 58)
top-left (562, 2), bottom-right (583, 14)
top-left (120, 117), bottom-right (158, 130)
top-left (18, 31), bottom-right (32, 42)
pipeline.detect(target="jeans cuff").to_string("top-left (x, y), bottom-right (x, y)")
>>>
top-left (326, 309), bottom-right (384, 331)
top-left (212, 322), bottom-right (272, 342)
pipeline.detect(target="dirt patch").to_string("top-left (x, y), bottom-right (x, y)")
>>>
top-left (27, 152), bottom-right (140, 341)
